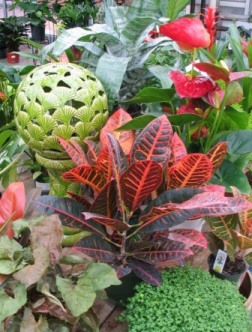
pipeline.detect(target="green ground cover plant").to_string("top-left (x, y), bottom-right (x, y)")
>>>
top-left (119, 266), bottom-right (252, 332)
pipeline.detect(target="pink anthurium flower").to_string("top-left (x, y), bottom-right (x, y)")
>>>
top-left (0, 182), bottom-right (26, 238)
top-left (169, 71), bottom-right (215, 98)
top-left (159, 18), bottom-right (210, 52)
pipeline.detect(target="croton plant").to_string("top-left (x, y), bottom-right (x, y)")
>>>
top-left (34, 109), bottom-right (252, 285)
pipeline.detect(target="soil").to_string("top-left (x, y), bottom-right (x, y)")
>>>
top-left (208, 254), bottom-right (246, 276)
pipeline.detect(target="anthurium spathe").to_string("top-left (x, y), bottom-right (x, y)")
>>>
top-left (169, 71), bottom-right (215, 98)
top-left (0, 182), bottom-right (25, 237)
top-left (159, 18), bottom-right (210, 52)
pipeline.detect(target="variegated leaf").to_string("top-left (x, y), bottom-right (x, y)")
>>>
top-left (90, 180), bottom-right (118, 218)
top-left (233, 230), bottom-right (252, 250)
top-left (97, 145), bottom-right (113, 182)
top-left (169, 229), bottom-right (208, 248)
top-left (128, 259), bottom-right (162, 286)
top-left (62, 165), bottom-right (107, 194)
top-left (58, 137), bottom-right (89, 166)
top-left (207, 215), bottom-right (238, 241)
top-left (74, 234), bottom-right (116, 263)
top-left (100, 108), bottom-right (134, 155)
top-left (120, 160), bottom-right (163, 213)
top-left (206, 142), bottom-right (228, 173)
top-left (171, 132), bottom-right (187, 164)
top-left (83, 212), bottom-right (129, 232)
top-left (167, 154), bottom-right (213, 188)
top-left (131, 115), bottom-right (172, 169)
top-left (84, 139), bottom-right (101, 165)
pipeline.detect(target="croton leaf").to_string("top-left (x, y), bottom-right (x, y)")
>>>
top-left (233, 230), bottom-right (252, 250)
top-left (97, 145), bottom-right (113, 182)
top-left (62, 165), bottom-right (107, 194)
top-left (128, 259), bottom-right (162, 286)
top-left (100, 108), bottom-right (134, 155)
top-left (120, 160), bottom-right (163, 213)
top-left (132, 238), bottom-right (193, 262)
top-left (206, 142), bottom-right (228, 173)
top-left (58, 137), bottom-right (89, 166)
top-left (83, 212), bottom-right (129, 232)
top-left (167, 153), bottom-right (213, 188)
top-left (193, 62), bottom-right (230, 82)
top-left (231, 188), bottom-right (252, 236)
top-left (168, 229), bottom-right (208, 248)
top-left (170, 132), bottom-right (187, 164)
top-left (68, 192), bottom-right (92, 210)
top-left (84, 139), bottom-right (101, 165)
top-left (74, 234), bottom-right (116, 263)
top-left (131, 115), bottom-right (173, 169)
top-left (90, 180), bottom-right (117, 218)
top-left (34, 196), bottom-right (105, 236)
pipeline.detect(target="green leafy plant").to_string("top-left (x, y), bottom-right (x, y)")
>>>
top-left (119, 266), bottom-right (251, 332)
top-left (0, 16), bottom-right (28, 52)
top-left (0, 182), bottom-right (120, 331)
top-left (34, 109), bottom-right (252, 286)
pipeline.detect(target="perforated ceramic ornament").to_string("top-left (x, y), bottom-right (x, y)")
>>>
top-left (14, 62), bottom-right (108, 196)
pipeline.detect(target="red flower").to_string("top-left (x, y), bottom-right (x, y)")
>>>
top-left (169, 71), bottom-right (215, 98)
top-left (191, 126), bottom-right (209, 139)
top-left (0, 182), bottom-right (26, 238)
top-left (202, 7), bottom-right (222, 50)
top-left (144, 29), bottom-right (159, 42)
top-left (203, 86), bottom-right (224, 108)
top-left (159, 18), bottom-right (210, 51)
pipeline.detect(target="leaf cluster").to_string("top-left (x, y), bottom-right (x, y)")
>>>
top-left (0, 16), bottom-right (28, 51)
top-left (119, 266), bottom-right (251, 332)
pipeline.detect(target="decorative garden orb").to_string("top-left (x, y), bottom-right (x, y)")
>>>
top-left (14, 62), bottom-right (108, 196)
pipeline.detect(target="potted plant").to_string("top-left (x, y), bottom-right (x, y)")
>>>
top-left (0, 181), bottom-right (121, 330)
top-left (118, 266), bottom-right (252, 331)
top-left (33, 109), bottom-right (252, 301)
top-left (206, 188), bottom-right (252, 283)
top-left (0, 16), bottom-right (28, 63)
top-left (10, 0), bottom-right (56, 42)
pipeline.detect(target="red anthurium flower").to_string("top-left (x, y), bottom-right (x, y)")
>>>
top-left (0, 182), bottom-right (26, 237)
top-left (169, 71), bottom-right (215, 98)
top-left (191, 126), bottom-right (209, 139)
top-left (160, 18), bottom-right (210, 52)
top-left (177, 100), bottom-right (203, 116)
top-left (203, 86), bottom-right (224, 109)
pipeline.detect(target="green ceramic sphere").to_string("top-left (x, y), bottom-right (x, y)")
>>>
top-left (14, 62), bottom-right (108, 160)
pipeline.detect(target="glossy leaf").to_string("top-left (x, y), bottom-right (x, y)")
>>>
top-left (63, 165), bottom-right (107, 194)
top-left (83, 212), bottom-right (129, 232)
top-left (120, 160), bottom-right (163, 213)
top-left (169, 229), bottom-right (208, 248)
top-left (84, 139), bottom-right (101, 165)
top-left (90, 180), bottom-right (117, 218)
top-left (206, 214), bottom-right (238, 241)
top-left (131, 115), bottom-right (173, 169)
top-left (193, 62), bottom-right (230, 82)
top-left (74, 234), bottom-right (116, 263)
top-left (171, 132), bottom-right (187, 164)
top-left (167, 154), bottom-right (213, 188)
top-left (128, 259), bottom-right (162, 286)
top-left (233, 230), bottom-right (252, 250)
top-left (34, 196), bottom-right (105, 236)
top-left (217, 130), bottom-right (252, 154)
top-left (100, 108), bottom-right (134, 155)
top-left (117, 114), bottom-right (157, 130)
top-left (58, 137), bottom-right (89, 166)
top-left (97, 145), bottom-right (113, 182)
top-left (207, 142), bottom-right (228, 173)
top-left (167, 0), bottom-right (190, 21)
top-left (122, 87), bottom-right (175, 104)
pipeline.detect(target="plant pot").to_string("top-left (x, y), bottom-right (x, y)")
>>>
top-left (239, 271), bottom-right (252, 310)
top-left (6, 52), bottom-right (19, 64)
top-left (35, 179), bottom-right (50, 196)
top-left (106, 272), bottom-right (141, 304)
top-left (208, 254), bottom-right (246, 283)
top-left (31, 25), bottom-right (45, 42)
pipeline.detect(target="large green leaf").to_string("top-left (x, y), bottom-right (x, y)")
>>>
top-left (56, 274), bottom-right (96, 317)
top-left (84, 262), bottom-right (121, 291)
top-left (0, 283), bottom-right (27, 323)
top-left (225, 107), bottom-right (249, 130)
top-left (148, 65), bottom-right (173, 88)
top-left (126, 0), bottom-right (160, 19)
top-left (217, 130), bottom-right (252, 154)
top-left (122, 87), bottom-right (175, 104)
top-left (211, 160), bottom-right (251, 194)
top-left (96, 53), bottom-right (130, 111)
top-left (167, 0), bottom-right (190, 21)
top-left (0, 236), bottom-right (26, 274)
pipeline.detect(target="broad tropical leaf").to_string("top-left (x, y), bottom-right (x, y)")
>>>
top-left (233, 230), bottom-right (252, 250)
top-left (170, 132), bottom-right (187, 164)
top-left (131, 115), bottom-right (173, 168)
top-left (74, 234), bottom-right (116, 262)
top-left (168, 229), bottom-right (208, 248)
top-left (34, 196), bottom-right (105, 236)
top-left (167, 0), bottom-right (190, 21)
top-left (63, 165), bottom-right (107, 194)
top-left (97, 145), bottom-right (113, 182)
top-left (100, 108), bottom-right (134, 155)
top-left (132, 238), bottom-right (193, 262)
top-left (120, 160), bottom-right (163, 213)
top-left (167, 154), bottom-right (213, 188)
top-left (128, 259), bottom-right (162, 286)
top-left (207, 142), bottom-right (228, 173)
top-left (84, 139), bottom-right (101, 165)
top-left (58, 137), bottom-right (89, 166)
top-left (68, 192), bottom-right (92, 210)
top-left (83, 212), bottom-right (129, 232)
top-left (90, 180), bottom-right (117, 218)
top-left (193, 62), bottom-right (230, 82)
